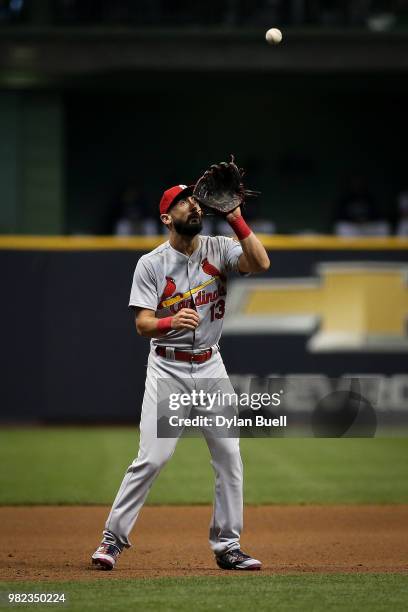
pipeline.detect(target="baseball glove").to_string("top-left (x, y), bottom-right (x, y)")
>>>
top-left (193, 155), bottom-right (259, 215)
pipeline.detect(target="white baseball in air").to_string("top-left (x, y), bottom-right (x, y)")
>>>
top-left (265, 28), bottom-right (282, 45)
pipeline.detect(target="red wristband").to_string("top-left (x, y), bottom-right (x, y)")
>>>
top-left (157, 316), bottom-right (173, 333)
top-left (228, 215), bottom-right (252, 241)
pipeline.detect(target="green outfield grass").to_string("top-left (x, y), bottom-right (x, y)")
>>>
top-left (0, 428), bottom-right (407, 505)
top-left (1, 575), bottom-right (407, 611)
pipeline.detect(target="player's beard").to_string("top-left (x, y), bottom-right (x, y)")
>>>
top-left (172, 217), bottom-right (202, 237)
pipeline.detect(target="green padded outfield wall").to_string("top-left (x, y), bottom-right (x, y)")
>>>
top-left (0, 92), bottom-right (64, 234)
top-left (1, 75), bottom-right (406, 235)
top-left (0, 93), bottom-right (19, 233)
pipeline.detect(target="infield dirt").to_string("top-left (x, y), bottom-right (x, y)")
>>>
top-left (1, 505), bottom-right (407, 581)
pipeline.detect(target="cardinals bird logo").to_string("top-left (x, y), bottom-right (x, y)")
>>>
top-left (158, 276), bottom-right (181, 309)
top-left (201, 258), bottom-right (226, 282)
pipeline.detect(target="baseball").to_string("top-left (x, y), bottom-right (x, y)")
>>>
top-left (265, 28), bottom-right (282, 45)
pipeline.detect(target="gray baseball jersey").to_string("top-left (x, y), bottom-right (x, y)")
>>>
top-left (129, 235), bottom-right (244, 350)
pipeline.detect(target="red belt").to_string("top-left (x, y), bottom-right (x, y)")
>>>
top-left (155, 346), bottom-right (213, 364)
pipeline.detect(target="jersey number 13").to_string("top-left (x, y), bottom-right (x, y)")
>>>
top-left (210, 299), bottom-right (225, 322)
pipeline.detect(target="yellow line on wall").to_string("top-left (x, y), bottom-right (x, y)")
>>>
top-left (0, 236), bottom-right (165, 251)
top-left (0, 235), bottom-right (408, 251)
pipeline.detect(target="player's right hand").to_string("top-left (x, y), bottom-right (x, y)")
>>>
top-left (171, 308), bottom-right (200, 331)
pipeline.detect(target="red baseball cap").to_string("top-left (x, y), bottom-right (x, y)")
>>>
top-left (159, 184), bottom-right (194, 215)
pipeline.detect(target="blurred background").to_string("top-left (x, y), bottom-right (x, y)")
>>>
top-left (1, 10), bottom-right (407, 593)
top-left (1, 0), bottom-right (408, 236)
top-left (0, 15), bottom-right (407, 609)
top-left (1, 0), bottom-right (408, 423)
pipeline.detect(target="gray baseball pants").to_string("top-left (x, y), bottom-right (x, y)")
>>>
top-left (102, 346), bottom-right (243, 556)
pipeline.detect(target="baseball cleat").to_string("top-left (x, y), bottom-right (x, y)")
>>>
top-left (215, 549), bottom-right (262, 571)
top-left (91, 543), bottom-right (122, 570)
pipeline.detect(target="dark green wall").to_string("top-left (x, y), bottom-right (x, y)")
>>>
top-left (0, 92), bottom-right (65, 234)
top-left (0, 94), bottom-right (19, 232)
top-left (65, 72), bottom-right (408, 234)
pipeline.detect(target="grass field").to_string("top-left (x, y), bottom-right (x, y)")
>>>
top-left (1, 427), bottom-right (407, 611)
top-left (1, 575), bottom-right (407, 611)
top-left (0, 427), bottom-right (407, 504)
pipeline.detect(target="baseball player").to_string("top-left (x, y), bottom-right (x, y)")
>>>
top-left (92, 159), bottom-right (270, 571)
